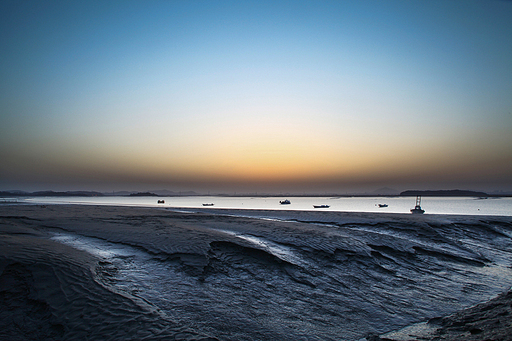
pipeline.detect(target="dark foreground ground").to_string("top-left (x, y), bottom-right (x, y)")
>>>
top-left (367, 288), bottom-right (512, 340)
top-left (1, 204), bottom-right (512, 340)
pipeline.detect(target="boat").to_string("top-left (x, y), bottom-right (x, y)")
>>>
top-left (157, 200), bottom-right (165, 204)
top-left (410, 196), bottom-right (425, 214)
top-left (378, 204), bottom-right (388, 208)
top-left (202, 203), bottom-right (214, 206)
top-left (313, 205), bottom-right (330, 208)
top-left (279, 199), bottom-right (291, 205)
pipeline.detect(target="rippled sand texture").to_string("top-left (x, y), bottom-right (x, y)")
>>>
top-left (1, 205), bottom-right (512, 340)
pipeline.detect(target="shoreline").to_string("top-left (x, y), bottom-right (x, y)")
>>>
top-left (2, 204), bottom-right (512, 340)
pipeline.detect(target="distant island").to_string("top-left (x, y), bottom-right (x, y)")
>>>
top-left (0, 190), bottom-right (105, 197)
top-left (0, 190), bottom-right (199, 197)
top-left (400, 190), bottom-right (489, 197)
top-left (129, 192), bottom-right (159, 197)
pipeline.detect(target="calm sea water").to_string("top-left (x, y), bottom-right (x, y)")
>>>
top-left (21, 195), bottom-right (512, 216)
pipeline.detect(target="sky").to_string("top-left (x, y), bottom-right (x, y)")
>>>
top-left (1, 0), bottom-right (511, 194)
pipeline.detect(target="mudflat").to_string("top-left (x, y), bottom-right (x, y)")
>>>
top-left (1, 204), bottom-right (511, 340)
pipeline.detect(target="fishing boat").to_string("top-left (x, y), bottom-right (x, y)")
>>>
top-left (313, 205), bottom-right (330, 208)
top-left (410, 196), bottom-right (425, 214)
top-left (279, 199), bottom-right (291, 205)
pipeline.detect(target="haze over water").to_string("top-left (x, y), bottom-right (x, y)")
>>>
top-left (1, 1), bottom-right (511, 194)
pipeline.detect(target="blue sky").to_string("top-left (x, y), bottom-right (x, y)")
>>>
top-left (1, 0), bottom-right (511, 193)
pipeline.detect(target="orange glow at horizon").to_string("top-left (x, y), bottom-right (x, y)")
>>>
top-left (4, 113), bottom-right (511, 192)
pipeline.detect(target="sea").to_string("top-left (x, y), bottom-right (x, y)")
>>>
top-left (19, 195), bottom-right (512, 216)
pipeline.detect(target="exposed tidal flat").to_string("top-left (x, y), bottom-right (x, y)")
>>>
top-left (1, 204), bottom-right (512, 340)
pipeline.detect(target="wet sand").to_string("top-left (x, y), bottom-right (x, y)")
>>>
top-left (368, 288), bottom-right (512, 340)
top-left (0, 204), bottom-right (217, 340)
top-left (1, 204), bottom-right (511, 340)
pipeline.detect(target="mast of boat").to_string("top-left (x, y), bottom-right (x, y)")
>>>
top-left (415, 195), bottom-right (421, 207)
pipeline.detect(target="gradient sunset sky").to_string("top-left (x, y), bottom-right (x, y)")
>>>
top-left (1, 0), bottom-right (511, 194)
